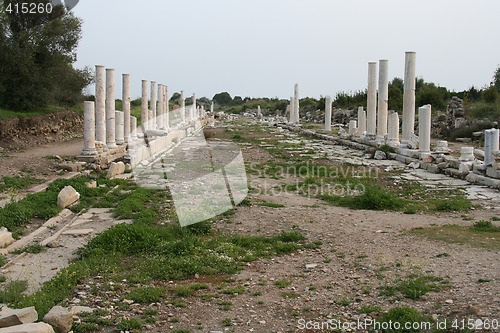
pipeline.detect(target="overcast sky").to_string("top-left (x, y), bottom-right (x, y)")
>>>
top-left (73, 0), bottom-right (500, 100)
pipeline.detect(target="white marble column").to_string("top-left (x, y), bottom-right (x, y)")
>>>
top-left (141, 80), bottom-right (149, 132)
top-left (357, 106), bottom-right (366, 135)
top-left (164, 85), bottom-right (170, 129)
top-left (122, 74), bottom-right (131, 144)
top-left (81, 101), bottom-right (97, 155)
top-left (418, 104), bottom-right (431, 153)
top-left (324, 96), bottom-right (332, 131)
top-left (150, 81), bottom-right (157, 130)
top-left (387, 111), bottom-right (400, 147)
top-left (210, 101), bottom-right (214, 113)
top-left (293, 83), bottom-right (300, 124)
top-left (289, 97), bottom-right (295, 123)
top-left (180, 90), bottom-right (186, 124)
top-left (115, 111), bottom-right (124, 145)
top-left (131, 116), bottom-right (138, 140)
top-left (105, 68), bottom-right (117, 149)
top-left (349, 120), bottom-right (358, 136)
top-left (157, 84), bottom-right (164, 130)
top-left (367, 62), bottom-right (377, 137)
top-left (402, 51), bottom-right (417, 143)
top-left (376, 59), bottom-right (389, 141)
top-left (484, 128), bottom-right (500, 165)
top-left (95, 65), bottom-right (106, 145)
top-left (191, 93), bottom-right (196, 121)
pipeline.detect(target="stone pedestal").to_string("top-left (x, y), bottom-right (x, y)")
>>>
top-left (95, 65), bottom-right (106, 145)
top-left (418, 104), bottom-right (431, 152)
top-left (367, 62), bottom-right (377, 137)
top-left (81, 101), bottom-right (97, 155)
top-left (122, 74), bottom-right (131, 143)
top-left (115, 111), bottom-right (124, 145)
top-left (131, 116), bottom-right (138, 140)
top-left (376, 59), bottom-right (389, 141)
top-left (434, 140), bottom-right (451, 154)
top-left (141, 80), bottom-right (149, 132)
top-left (150, 81), bottom-right (157, 130)
top-left (387, 111), bottom-right (400, 147)
top-left (357, 106), bottom-right (366, 135)
top-left (459, 147), bottom-right (475, 162)
top-left (402, 51), bottom-right (416, 143)
top-left (105, 68), bottom-right (117, 149)
top-left (324, 96), bottom-right (332, 131)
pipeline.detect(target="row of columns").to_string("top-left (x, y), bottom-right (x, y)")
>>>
top-left (82, 64), bottom-right (207, 156)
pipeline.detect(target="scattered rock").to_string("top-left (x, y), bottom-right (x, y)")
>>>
top-left (374, 150), bottom-right (387, 160)
top-left (69, 307), bottom-right (94, 315)
top-left (85, 181), bottom-right (97, 189)
top-left (0, 228), bottom-right (15, 249)
top-left (305, 264), bottom-right (318, 270)
top-left (42, 306), bottom-right (72, 333)
top-left (57, 186), bottom-right (80, 209)
top-left (0, 307), bottom-right (38, 328)
top-left (106, 162), bottom-right (126, 179)
top-left (445, 299), bottom-right (454, 305)
top-left (0, 323), bottom-right (55, 333)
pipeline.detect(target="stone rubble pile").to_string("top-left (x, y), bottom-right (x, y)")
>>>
top-left (0, 305), bottom-right (93, 333)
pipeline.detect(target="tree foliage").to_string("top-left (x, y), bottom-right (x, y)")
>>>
top-left (212, 92), bottom-right (232, 106)
top-left (0, 0), bottom-right (92, 110)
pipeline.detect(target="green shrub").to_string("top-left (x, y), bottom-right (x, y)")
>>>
top-left (124, 286), bottom-right (167, 303)
top-left (377, 307), bottom-right (432, 333)
top-left (473, 220), bottom-right (499, 232)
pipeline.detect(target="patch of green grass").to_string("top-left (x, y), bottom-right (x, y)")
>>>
top-left (0, 280), bottom-right (28, 304)
top-left (411, 224), bottom-right (500, 250)
top-left (432, 196), bottom-right (473, 212)
top-left (491, 216), bottom-right (500, 221)
top-left (116, 318), bottom-right (142, 331)
top-left (0, 276), bottom-right (6, 283)
top-left (473, 220), bottom-right (500, 232)
top-left (376, 307), bottom-right (432, 333)
top-left (281, 291), bottom-right (300, 298)
top-left (217, 300), bottom-right (232, 311)
top-left (219, 285), bottom-right (245, 296)
top-left (274, 280), bottom-right (292, 288)
top-left (11, 244), bottom-right (46, 255)
top-left (337, 297), bottom-right (352, 306)
top-left (258, 202), bottom-right (286, 208)
top-left (381, 273), bottom-right (450, 300)
top-left (435, 252), bottom-right (450, 258)
top-left (0, 176), bottom-right (43, 192)
top-left (0, 255), bottom-right (7, 268)
top-left (124, 286), bottom-right (167, 303)
top-left (477, 278), bottom-right (492, 283)
top-left (172, 284), bottom-right (207, 297)
top-left (320, 184), bottom-right (405, 211)
top-left (73, 311), bottom-right (112, 333)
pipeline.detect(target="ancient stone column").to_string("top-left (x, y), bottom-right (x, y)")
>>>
top-left (376, 59), bottom-right (389, 141)
top-left (141, 80), bottom-right (149, 132)
top-left (210, 101), bottom-right (214, 113)
top-left (293, 83), bottom-right (300, 124)
top-left (402, 51), bottom-right (417, 143)
top-left (95, 65), bottom-right (106, 145)
top-left (484, 128), bottom-right (500, 165)
top-left (289, 97), bottom-right (295, 123)
top-left (105, 68), bottom-right (117, 149)
top-left (366, 62), bottom-right (377, 137)
top-left (191, 93), bottom-right (196, 120)
top-left (115, 111), bottom-right (124, 145)
top-left (357, 106), bottom-right (366, 135)
top-left (324, 96), bottom-right (332, 131)
top-left (418, 105), bottom-right (431, 153)
top-left (150, 81), bottom-right (157, 130)
top-left (164, 85), bottom-right (170, 129)
top-left (157, 84), bottom-right (164, 130)
top-left (180, 90), bottom-right (186, 123)
top-left (122, 74), bottom-right (131, 143)
top-left (387, 111), bottom-right (400, 147)
top-left (81, 101), bottom-right (97, 155)
top-left (349, 120), bottom-right (358, 136)
top-left (130, 116), bottom-right (138, 140)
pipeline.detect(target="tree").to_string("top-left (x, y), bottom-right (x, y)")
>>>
top-left (212, 92), bottom-right (232, 106)
top-left (492, 66), bottom-right (500, 92)
top-left (0, 0), bottom-right (92, 110)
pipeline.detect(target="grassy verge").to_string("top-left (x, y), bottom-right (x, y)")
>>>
top-left (410, 221), bottom-right (500, 250)
top-left (0, 176), bottom-right (44, 193)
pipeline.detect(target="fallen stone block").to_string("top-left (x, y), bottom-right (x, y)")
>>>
top-left (106, 161), bottom-right (126, 179)
top-left (42, 306), bottom-right (72, 333)
top-left (57, 186), bottom-right (80, 209)
top-left (0, 307), bottom-right (38, 328)
top-left (0, 227), bottom-right (15, 249)
top-left (0, 323), bottom-right (55, 333)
